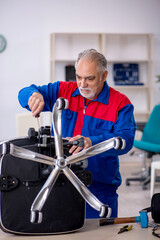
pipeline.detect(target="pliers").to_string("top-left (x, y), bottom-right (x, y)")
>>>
top-left (118, 225), bottom-right (133, 234)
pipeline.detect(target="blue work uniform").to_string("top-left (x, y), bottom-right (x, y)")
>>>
top-left (18, 81), bottom-right (136, 218)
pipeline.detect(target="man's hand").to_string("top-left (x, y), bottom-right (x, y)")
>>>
top-left (28, 92), bottom-right (45, 116)
top-left (68, 135), bottom-right (92, 154)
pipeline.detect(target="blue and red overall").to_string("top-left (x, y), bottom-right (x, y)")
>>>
top-left (18, 81), bottom-right (136, 218)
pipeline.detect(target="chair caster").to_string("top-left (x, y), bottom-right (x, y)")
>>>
top-left (30, 211), bottom-right (43, 224)
top-left (142, 185), bottom-right (147, 190)
top-left (99, 205), bottom-right (111, 218)
top-left (126, 180), bottom-right (130, 186)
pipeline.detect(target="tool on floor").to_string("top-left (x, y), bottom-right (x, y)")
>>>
top-left (118, 225), bottom-right (133, 234)
top-left (99, 210), bottom-right (148, 228)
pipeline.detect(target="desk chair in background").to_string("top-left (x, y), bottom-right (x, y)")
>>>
top-left (126, 104), bottom-right (160, 190)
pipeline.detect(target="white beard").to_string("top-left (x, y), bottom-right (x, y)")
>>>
top-left (79, 87), bottom-right (96, 100)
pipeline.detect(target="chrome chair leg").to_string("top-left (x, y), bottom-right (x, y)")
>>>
top-left (63, 167), bottom-right (111, 218)
top-left (30, 165), bottom-right (61, 223)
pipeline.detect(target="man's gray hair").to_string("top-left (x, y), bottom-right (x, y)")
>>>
top-left (75, 49), bottom-right (107, 74)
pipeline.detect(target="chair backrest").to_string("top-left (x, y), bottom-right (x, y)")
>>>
top-left (142, 105), bottom-right (160, 144)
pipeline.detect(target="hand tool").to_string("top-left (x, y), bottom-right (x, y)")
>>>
top-left (99, 210), bottom-right (148, 228)
top-left (118, 225), bottom-right (133, 234)
top-left (35, 114), bottom-right (40, 130)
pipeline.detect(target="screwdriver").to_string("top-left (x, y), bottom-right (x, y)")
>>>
top-left (35, 114), bottom-right (40, 130)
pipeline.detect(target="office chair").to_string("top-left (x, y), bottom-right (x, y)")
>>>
top-left (126, 104), bottom-right (160, 190)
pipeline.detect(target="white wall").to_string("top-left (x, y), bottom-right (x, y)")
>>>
top-left (0, 0), bottom-right (160, 140)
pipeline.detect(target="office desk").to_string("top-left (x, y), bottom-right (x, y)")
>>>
top-left (0, 219), bottom-right (156, 240)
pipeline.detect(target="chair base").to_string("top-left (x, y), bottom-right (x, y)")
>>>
top-left (126, 176), bottom-right (147, 190)
top-left (126, 174), bottom-right (160, 190)
top-left (126, 167), bottom-right (148, 189)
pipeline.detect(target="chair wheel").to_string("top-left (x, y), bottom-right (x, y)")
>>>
top-left (126, 180), bottom-right (130, 186)
top-left (30, 211), bottom-right (43, 224)
top-left (143, 185), bottom-right (147, 190)
top-left (99, 205), bottom-right (111, 218)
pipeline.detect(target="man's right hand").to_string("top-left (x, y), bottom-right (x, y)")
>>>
top-left (28, 92), bottom-right (45, 116)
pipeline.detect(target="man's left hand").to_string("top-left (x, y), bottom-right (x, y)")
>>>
top-left (68, 135), bottom-right (92, 154)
